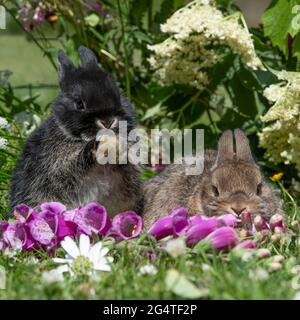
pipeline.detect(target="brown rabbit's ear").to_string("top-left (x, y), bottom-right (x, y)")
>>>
top-left (234, 129), bottom-right (256, 164)
top-left (212, 130), bottom-right (234, 169)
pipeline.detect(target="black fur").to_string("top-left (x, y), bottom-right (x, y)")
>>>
top-left (9, 46), bottom-right (141, 215)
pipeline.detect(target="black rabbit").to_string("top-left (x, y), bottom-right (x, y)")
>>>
top-left (9, 46), bottom-right (142, 216)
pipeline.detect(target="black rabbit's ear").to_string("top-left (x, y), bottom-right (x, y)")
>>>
top-left (234, 129), bottom-right (256, 164)
top-left (212, 130), bottom-right (234, 168)
top-left (78, 46), bottom-right (98, 68)
top-left (57, 49), bottom-right (75, 81)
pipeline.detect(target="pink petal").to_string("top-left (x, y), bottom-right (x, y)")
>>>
top-left (205, 226), bottom-right (239, 251)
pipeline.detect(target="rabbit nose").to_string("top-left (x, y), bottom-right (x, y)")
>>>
top-left (96, 118), bottom-right (116, 129)
top-left (231, 207), bottom-right (246, 216)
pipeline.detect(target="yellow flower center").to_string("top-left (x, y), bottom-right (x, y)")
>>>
top-left (71, 256), bottom-right (93, 275)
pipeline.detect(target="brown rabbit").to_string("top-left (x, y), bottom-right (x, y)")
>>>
top-left (143, 129), bottom-right (283, 228)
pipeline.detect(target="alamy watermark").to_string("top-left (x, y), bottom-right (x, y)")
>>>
top-left (0, 265), bottom-right (6, 290)
top-left (0, 5), bottom-right (6, 30)
top-left (94, 121), bottom-right (205, 175)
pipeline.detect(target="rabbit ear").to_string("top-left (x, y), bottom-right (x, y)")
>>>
top-left (212, 130), bottom-right (234, 168)
top-left (78, 46), bottom-right (98, 68)
top-left (234, 129), bottom-right (255, 163)
top-left (57, 49), bottom-right (75, 81)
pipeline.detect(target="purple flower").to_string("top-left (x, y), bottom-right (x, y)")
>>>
top-left (186, 217), bottom-right (218, 246)
top-left (26, 203), bottom-right (75, 247)
top-left (254, 215), bottom-right (269, 232)
top-left (39, 202), bottom-right (66, 214)
top-left (0, 222), bottom-right (9, 251)
top-left (205, 227), bottom-right (239, 251)
top-left (235, 239), bottom-right (257, 250)
top-left (72, 203), bottom-right (111, 237)
top-left (109, 211), bottom-right (143, 240)
top-left (148, 207), bottom-right (189, 240)
top-left (14, 204), bottom-right (33, 222)
top-left (269, 213), bottom-right (285, 231)
top-left (217, 214), bottom-right (239, 228)
top-left (3, 221), bottom-right (35, 250)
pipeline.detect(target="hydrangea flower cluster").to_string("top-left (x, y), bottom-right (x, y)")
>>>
top-left (0, 202), bottom-right (288, 254)
top-left (259, 71), bottom-right (300, 174)
top-left (148, 0), bottom-right (262, 89)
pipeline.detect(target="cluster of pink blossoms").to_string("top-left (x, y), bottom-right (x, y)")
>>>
top-left (0, 202), bottom-right (287, 253)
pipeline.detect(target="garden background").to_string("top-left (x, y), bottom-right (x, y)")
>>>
top-left (1, 0), bottom-right (300, 300)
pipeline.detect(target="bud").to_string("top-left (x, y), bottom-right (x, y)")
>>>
top-left (268, 262), bottom-right (282, 271)
top-left (257, 248), bottom-right (271, 259)
top-left (254, 215), bottom-right (269, 232)
top-left (272, 255), bottom-right (284, 263)
top-left (241, 211), bottom-right (252, 226)
top-left (235, 240), bottom-right (257, 250)
top-left (269, 213), bottom-right (284, 231)
top-left (255, 229), bottom-right (271, 242)
top-left (274, 226), bottom-right (287, 234)
top-left (238, 228), bottom-right (253, 239)
top-left (271, 233), bottom-right (281, 242)
top-left (291, 220), bottom-right (300, 233)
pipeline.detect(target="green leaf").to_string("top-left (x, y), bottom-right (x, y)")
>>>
top-left (262, 0), bottom-right (300, 57)
top-left (84, 14), bottom-right (100, 27)
top-left (165, 269), bottom-right (210, 299)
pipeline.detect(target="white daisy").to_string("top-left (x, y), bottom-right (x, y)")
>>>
top-left (53, 234), bottom-right (113, 277)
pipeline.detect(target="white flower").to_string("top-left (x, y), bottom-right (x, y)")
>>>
top-left (201, 264), bottom-right (212, 272)
top-left (41, 266), bottom-right (66, 284)
top-left (148, 1), bottom-right (262, 89)
top-left (249, 268), bottom-right (269, 281)
top-left (164, 238), bottom-right (186, 258)
top-left (0, 117), bottom-right (8, 129)
top-left (0, 137), bottom-right (8, 150)
top-left (139, 264), bottom-right (158, 275)
top-left (53, 234), bottom-right (113, 277)
top-left (291, 274), bottom-right (300, 290)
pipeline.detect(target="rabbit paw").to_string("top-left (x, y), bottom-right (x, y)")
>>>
top-left (95, 135), bottom-right (127, 164)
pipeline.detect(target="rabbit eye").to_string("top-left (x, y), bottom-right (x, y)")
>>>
top-left (256, 183), bottom-right (262, 195)
top-left (74, 99), bottom-right (85, 110)
top-left (212, 186), bottom-right (219, 197)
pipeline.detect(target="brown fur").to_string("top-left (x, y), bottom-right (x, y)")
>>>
top-left (143, 129), bottom-right (282, 228)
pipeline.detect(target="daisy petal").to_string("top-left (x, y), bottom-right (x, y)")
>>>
top-left (61, 236), bottom-right (80, 258)
top-left (93, 263), bottom-right (111, 272)
top-left (99, 247), bottom-right (109, 257)
top-left (89, 241), bottom-right (103, 264)
top-left (53, 257), bottom-right (69, 264)
top-left (79, 234), bottom-right (90, 257)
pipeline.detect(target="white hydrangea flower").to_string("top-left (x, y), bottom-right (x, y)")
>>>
top-left (0, 137), bottom-right (8, 150)
top-left (259, 70), bottom-right (300, 174)
top-left (148, 1), bottom-right (262, 88)
top-left (0, 117), bottom-right (8, 129)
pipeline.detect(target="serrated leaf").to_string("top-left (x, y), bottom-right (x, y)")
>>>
top-left (165, 269), bottom-right (209, 299)
top-left (262, 0), bottom-right (300, 57)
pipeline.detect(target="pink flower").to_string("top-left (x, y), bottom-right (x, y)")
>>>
top-left (3, 221), bottom-right (35, 250)
top-left (269, 213), bottom-right (285, 231)
top-left (254, 215), bottom-right (269, 231)
top-left (186, 217), bottom-right (218, 246)
top-left (109, 211), bottom-right (143, 241)
top-left (205, 227), bottom-right (239, 251)
top-left (217, 214), bottom-right (239, 228)
top-left (72, 203), bottom-right (111, 237)
top-left (235, 240), bottom-right (257, 250)
top-left (148, 207), bottom-right (189, 240)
